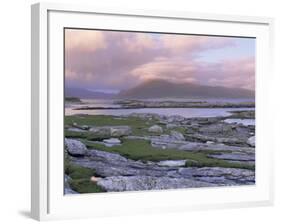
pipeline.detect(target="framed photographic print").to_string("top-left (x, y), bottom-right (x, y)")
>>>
top-left (31, 2), bottom-right (274, 221)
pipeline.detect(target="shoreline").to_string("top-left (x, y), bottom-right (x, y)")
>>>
top-left (74, 105), bottom-right (255, 110)
top-left (71, 99), bottom-right (255, 110)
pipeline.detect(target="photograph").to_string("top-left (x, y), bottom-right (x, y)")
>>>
top-left (64, 28), bottom-right (255, 194)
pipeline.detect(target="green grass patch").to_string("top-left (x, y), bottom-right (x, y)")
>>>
top-left (69, 179), bottom-right (105, 193)
top-left (185, 159), bottom-right (254, 170)
top-left (65, 160), bottom-right (97, 179)
top-left (65, 115), bottom-right (162, 136)
top-left (82, 138), bottom-right (254, 170)
top-left (65, 115), bottom-right (254, 171)
top-left (172, 127), bottom-right (186, 134)
top-left (65, 115), bottom-right (191, 138)
top-left (65, 156), bottom-right (105, 193)
top-left (65, 130), bottom-right (91, 139)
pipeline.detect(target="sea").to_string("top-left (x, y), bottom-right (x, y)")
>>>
top-left (65, 98), bottom-right (255, 126)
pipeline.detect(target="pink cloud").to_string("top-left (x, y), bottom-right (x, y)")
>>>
top-left (122, 33), bottom-right (156, 53)
top-left (65, 29), bottom-right (107, 53)
top-left (161, 35), bottom-right (235, 53)
top-left (130, 57), bottom-right (198, 83)
top-left (205, 57), bottom-right (255, 90)
top-left (130, 56), bottom-right (255, 90)
top-left (64, 29), bottom-right (254, 91)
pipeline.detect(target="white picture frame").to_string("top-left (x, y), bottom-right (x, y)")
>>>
top-left (31, 2), bottom-right (274, 221)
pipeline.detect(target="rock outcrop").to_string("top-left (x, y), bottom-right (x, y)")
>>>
top-left (89, 126), bottom-right (132, 139)
top-left (65, 111), bottom-right (256, 194)
top-left (157, 160), bottom-right (186, 167)
top-left (69, 149), bottom-right (255, 192)
top-left (64, 175), bottom-right (78, 194)
top-left (148, 125), bottom-right (163, 133)
top-left (65, 138), bottom-right (87, 156)
top-left (97, 176), bottom-right (215, 192)
top-left (247, 136), bottom-right (255, 147)
top-left (103, 138), bottom-right (121, 146)
top-left (170, 130), bottom-right (185, 141)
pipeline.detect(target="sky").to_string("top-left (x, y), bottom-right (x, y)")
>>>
top-left (65, 29), bottom-right (255, 93)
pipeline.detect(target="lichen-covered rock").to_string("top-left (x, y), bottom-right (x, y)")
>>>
top-left (127, 113), bottom-right (165, 121)
top-left (167, 115), bottom-right (185, 123)
top-left (71, 148), bottom-right (255, 188)
top-left (208, 153), bottom-right (255, 162)
top-left (185, 133), bottom-right (247, 146)
top-left (72, 149), bottom-right (176, 177)
top-left (247, 136), bottom-right (255, 147)
top-left (103, 138), bottom-right (121, 146)
top-left (65, 138), bottom-right (87, 156)
top-left (89, 126), bottom-right (131, 138)
top-left (166, 123), bottom-right (178, 129)
top-left (67, 127), bottom-right (87, 132)
top-left (97, 176), bottom-right (214, 192)
top-left (170, 130), bottom-right (185, 141)
top-left (89, 127), bottom-right (111, 139)
top-left (178, 142), bottom-right (201, 151)
top-left (178, 167), bottom-right (255, 184)
top-left (179, 167), bottom-right (254, 179)
top-left (127, 135), bottom-right (253, 154)
top-left (64, 175), bottom-right (78, 194)
top-left (110, 126), bottom-right (132, 137)
top-left (157, 160), bottom-right (186, 167)
top-left (199, 123), bottom-right (233, 134)
top-left (148, 125), bottom-right (163, 133)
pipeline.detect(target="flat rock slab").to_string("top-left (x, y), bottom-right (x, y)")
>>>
top-left (97, 176), bottom-right (215, 192)
top-left (103, 138), bottom-right (121, 144)
top-left (185, 133), bottom-right (248, 147)
top-left (126, 135), bottom-right (254, 153)
top-left (157, 160), bottom-right (186, 167)
top-left (178, 167), bottom-right (255, 185)
top-left (103, 138), bottom-right (121, 147)
top-left (73, 149), bottom-right (177, 177)
top-left (89, 126), bottom-right (132, 138)
top-left (179, 167), bottom-right (254, 179)
top-left (208, 153), bottom-right (255, 161)
top-left (67, 127), bottom-right (87, 132)
top-left (70, 149), bottom-right (255, 188)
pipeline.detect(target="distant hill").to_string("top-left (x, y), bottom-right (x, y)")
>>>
top-left (65, 87), bottom-right (115, 99)
top-left (117, 79), bottom-right (254, 99)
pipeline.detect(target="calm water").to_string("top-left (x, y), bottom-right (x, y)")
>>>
top-left (65, 99), bottom-right (255, 123)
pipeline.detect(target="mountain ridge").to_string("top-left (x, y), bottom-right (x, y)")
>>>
top-left (65, 87), bottom-right (115, 99)
top-left (117, 79), bottom-right (254, 99)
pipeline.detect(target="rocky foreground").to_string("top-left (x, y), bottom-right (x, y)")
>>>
top-left (64, 111), bottom-right (255, 194)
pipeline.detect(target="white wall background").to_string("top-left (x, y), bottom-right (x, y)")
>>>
top-left (0, 0), bottom-right (280, 223)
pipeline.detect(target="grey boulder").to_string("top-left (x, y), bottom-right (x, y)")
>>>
top-left (65, 138), bottom-right (87, 156)
top-left (89, 126), bottom-right (131, 139)
top-left (111, 126), bottom-right (132, 137)
top-left (148, 125), bottom-right (163, 133)
top-left (64, 175), bottom-right (78, 194)
top-left (170, 130), bottom-right (185, 141)
top-left (247, 136), bottom-right (255, 147)
top-left (157, 160), bottom-right (186, 167)
top-left (103, 138), bottom-right (121, 146)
